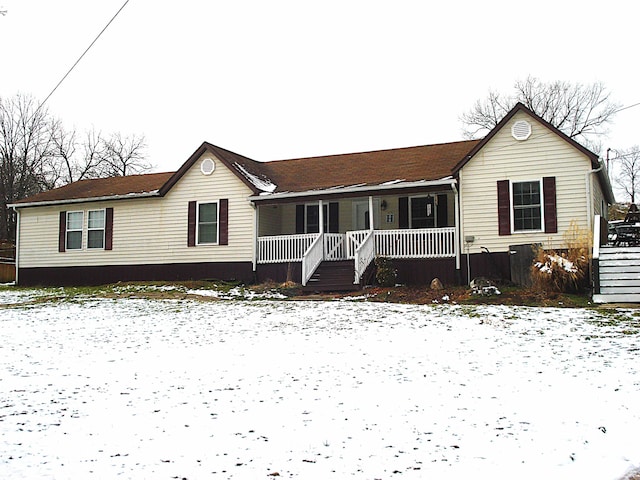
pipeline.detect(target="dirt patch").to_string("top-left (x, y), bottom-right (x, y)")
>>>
top-left (294, 284), bottom-right (596, 308)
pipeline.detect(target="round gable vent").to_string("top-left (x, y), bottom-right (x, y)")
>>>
top-left (511, 120), bottom-right (532, 141)
top-left (201, 158), bottom-right (215, 175)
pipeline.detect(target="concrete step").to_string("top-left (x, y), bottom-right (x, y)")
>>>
top-left (600, 278), bottom-right (640, 287)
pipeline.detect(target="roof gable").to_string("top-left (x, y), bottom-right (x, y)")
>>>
top-left (454, 102), bottom-right (600, 172)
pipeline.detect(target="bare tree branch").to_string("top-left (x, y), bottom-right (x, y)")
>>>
top-left (614, 146), bottom-right (640, 204)
top-left (460, 76), bottom-right (620, 152)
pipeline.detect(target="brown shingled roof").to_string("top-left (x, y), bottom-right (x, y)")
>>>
top-left (13, 139), bottom-right (480, 206)
top-left (261, 140), bottom-right (480, 193)
top-left (14, 172), bottom-right (174, 205)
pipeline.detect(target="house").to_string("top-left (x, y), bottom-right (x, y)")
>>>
top-left (10, 103), bottom-right (615, 288)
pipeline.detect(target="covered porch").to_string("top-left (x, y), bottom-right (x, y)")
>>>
top-left (251, 182), bottom-right (461, 287)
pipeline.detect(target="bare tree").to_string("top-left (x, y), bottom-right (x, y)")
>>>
top-left (51, 126), bottom-right (109, 184)
top-left (614, 146), bottom-right (640, 204)
top-left (100, 133), bottom-right (149, 177)
top-left (0, 94), bottom-right (59, 241)
top-left (461, 76), bottom-right (620, 151)
top-left (0, 93), bottom-right (153, 242)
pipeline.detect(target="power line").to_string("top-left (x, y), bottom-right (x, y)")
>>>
top-left (39, 0), bottom-right (131, 110)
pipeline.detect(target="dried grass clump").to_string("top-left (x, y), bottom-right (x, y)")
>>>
top-left (530, 221), bottom-right (591, 293)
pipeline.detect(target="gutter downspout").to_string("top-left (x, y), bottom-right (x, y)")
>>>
top-left (586, 164), bottom-right (604, 234)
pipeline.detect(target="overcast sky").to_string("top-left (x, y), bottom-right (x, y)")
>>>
top-left (1, 0), bottom-right (638, 183)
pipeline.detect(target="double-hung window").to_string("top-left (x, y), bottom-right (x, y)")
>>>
top-left (66, 211), bottom-right (83, 250)
top-left (305, 204), bottom-right (329, 233)
top-left (197, 202), bottom-right (219, 244)
top-left (512, 181), bottom-right (542, 231)
top-left (410, 196), bottom-right (435, 228)
top-left (88, 210), bottom-right (106, 249)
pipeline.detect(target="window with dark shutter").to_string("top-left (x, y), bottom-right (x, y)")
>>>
top-left (497, 180), bottom-right (511, 236)
top-left (295, 205), bottom-right (305, 234)
top-left (58, 211), bottom-right (66, 252)
top-left (219, 199), bottom-right (229, 245)
top-left (329, 202), bottom-right (339, 233)
top-left (187, 201), bottom-right (196, 247)
top-left (105, 207), bottom-right (114, 250)
top-left (543, 177), bottom-right (557, 233)
top-left (398, 197), bottom-right (409, 229)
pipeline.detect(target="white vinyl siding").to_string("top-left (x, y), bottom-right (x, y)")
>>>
top-left (460, 110), bottom-right (594, 254)
top-left (17, 153), bottom-right (256, 268)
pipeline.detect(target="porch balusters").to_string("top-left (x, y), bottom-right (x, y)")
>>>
top-left (257, 227), bottom-right (456, 265)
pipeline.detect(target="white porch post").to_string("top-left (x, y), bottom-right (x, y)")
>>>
top-left (453, 184), bottom-right (461, 270)
top-left (368, 196), bottom-right (374, 231)
top-left (252, 202), bottom-right (258, 271)
top-left (318, 199), bottom-right (324, 234)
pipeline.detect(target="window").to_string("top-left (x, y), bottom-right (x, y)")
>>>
top-left (410, 196), bottom-right (435, 228)
top-left (66, 211), bottom-right (83, 250)
top-left (305, 204), bottom-right (328, 233)
top-left (87, 210), bottom-right (105, 249)
top-left (512, 181), bottom-right (542, 231)
top-left (197, 202), bottom-right (218, 244)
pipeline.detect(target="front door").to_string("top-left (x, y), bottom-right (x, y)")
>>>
top-left (353, 200), bottom-right (379, 230)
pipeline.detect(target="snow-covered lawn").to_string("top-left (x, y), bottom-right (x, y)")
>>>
top-left (1, 288), bottom-right (640, 479)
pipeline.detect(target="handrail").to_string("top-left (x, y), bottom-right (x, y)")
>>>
top-left (354, 230), bottom-right (375, 284)
top-left (301, 234), bottom-right (323, 286)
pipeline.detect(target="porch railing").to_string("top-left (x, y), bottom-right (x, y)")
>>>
top-left (257, 227), bottom-right (456, 269)
top-left (375, 227), bottom-right (455, 258)
top-left (354, 230), bottom-right (375, 284)
top-left (301, 234), bottom-right (324, 286)
top-left (324, 233), bottom-right (346, 261)
top-left (257, 233), bottom-right (318, 263)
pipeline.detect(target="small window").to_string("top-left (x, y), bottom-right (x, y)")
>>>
top-left (512, 181), bottom-right (542, 231)
top-left (87, 210), bottom-right (105, 249)
top-left (198, 202), bottom-right (218, 244)
top-left (66, 211), bottom-right (83, 250)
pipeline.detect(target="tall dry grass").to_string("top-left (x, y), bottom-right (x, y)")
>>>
top-left (530, 220), bottom-right (591, 293)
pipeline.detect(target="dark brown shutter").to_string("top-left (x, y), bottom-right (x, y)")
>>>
top-left (187, 201), bottom-right (196, 247)
top-left (497, 180), bottom-right (511, 236)
top-left (437, 194), bottom-right (448, 227)
top-left (399, 197), bottom-right (409, 229)
top-left (219, 199), bottom-right (229, 245)
top-left (543, 176), bottom-right (557, 234)
top-left (105, 207), bottom-right (114, 250)
top-left (58, 211), bottom-right (66, 252)
top-left (329, 202), bottom-right (339, 233)
top-left (295, 205), bottom-right (305, 234)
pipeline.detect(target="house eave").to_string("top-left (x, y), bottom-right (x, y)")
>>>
top-left (9, 191), bottom-right (161, 209)
top-left (248, 178), bottom-right (457, 202)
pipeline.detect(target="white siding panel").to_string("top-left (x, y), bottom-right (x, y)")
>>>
top-left (460, 111), bottom-right (594, 254)
top-left (18, 154), bottom-right (256, 268)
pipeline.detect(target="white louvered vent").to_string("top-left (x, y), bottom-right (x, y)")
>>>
top-left (201, 158), bottom-right (215, 175)
top-left (511, 120), bottom-right (532, 141)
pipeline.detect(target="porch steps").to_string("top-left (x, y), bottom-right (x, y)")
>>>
top-left (303, 261), bottom-right (359, 293)
top-left (594, 246), bottom-right (640, 303)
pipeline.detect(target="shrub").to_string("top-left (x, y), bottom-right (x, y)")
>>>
top-left (375, 256), bottom-right (397, 287)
